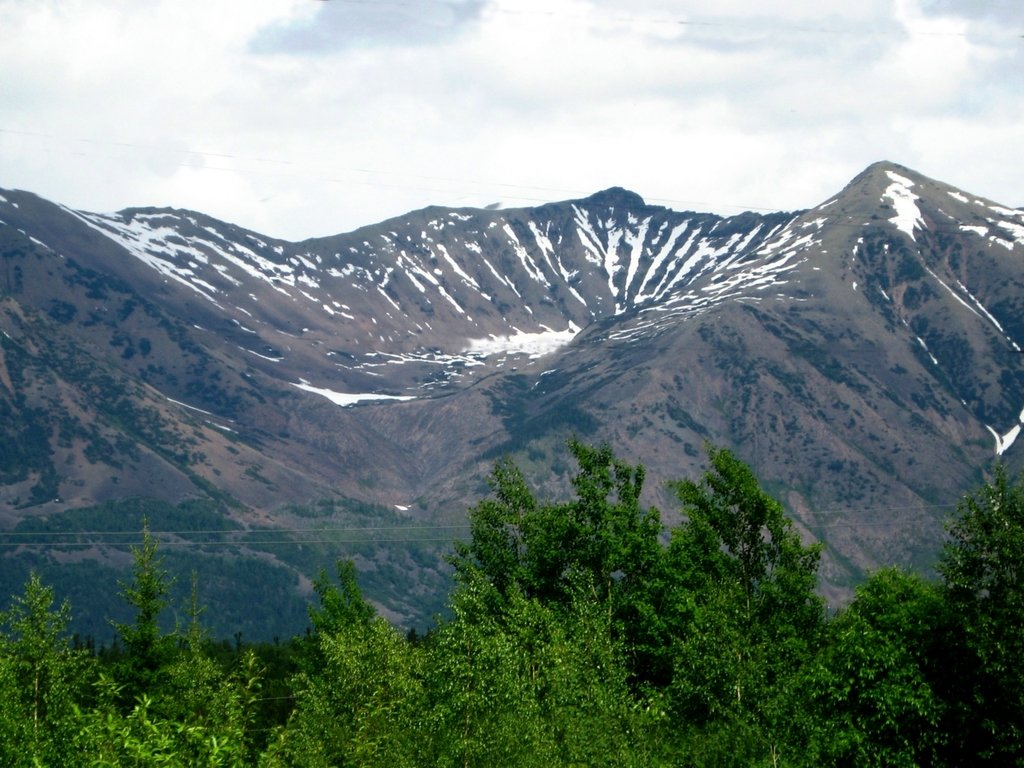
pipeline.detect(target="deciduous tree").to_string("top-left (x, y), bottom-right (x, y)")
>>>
top-left (938, 464), bottom-right (1024, 763)
top-left (664, 446), bottom-right (824, 763)
top-left (802, 568), bottom-right (946, 766)
top-left (0, 572), bottom-right (93, 767)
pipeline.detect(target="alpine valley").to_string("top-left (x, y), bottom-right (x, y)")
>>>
top-left (1, 161), bottom-right (1022, 639)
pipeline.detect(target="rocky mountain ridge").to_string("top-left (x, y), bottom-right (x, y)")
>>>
top-left (1, 160), bottom-right (1022, 629)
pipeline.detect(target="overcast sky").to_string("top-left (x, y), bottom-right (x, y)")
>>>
top-left (1, 0), bottom-right (1021, 240)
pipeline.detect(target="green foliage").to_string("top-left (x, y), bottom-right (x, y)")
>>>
top-left (308, 560), bottom-right (376, 637)
top-left (77, 665), bottom-right (260, 768)
top-left (0, 441), bottom-right (1019, 765)
top-left (663, 445), bottom-right (825, 762)
top-left (421, 580), bottom-right (551, 767)
top-left (452, 439), bottom-right (662, 610)
top-left (803, 568), bottom-right (946, 766)
top-left (451, 456), bottom-right (535, 597)
top-left (668, 446), bottom-right (823, 628)
top-left (273, 615), bottom-right (423, 767)
top-left (450, 442), bottom-right (826, 764)
top-left (112, 519), bottom-right (174, 704)
top-left (266, 557), bottom-right (424, 766)
top-left (0, 573), bottom-right (94, 767)
top-left (938, 464), bottom-right (1024, 764)
top-left (419, 575), bottom-right (662, 767)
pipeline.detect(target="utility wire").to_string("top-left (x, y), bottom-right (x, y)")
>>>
top-left (0, 498), bottom-right (960, 540)
top-left (0, 504), bottom-right (959, 549)
top-left (0, 127), bottom-right (781, 214)
top-left (0, 524), bottom-right (472, 537)
top-left (6, 127), bottom-right (1019, 226)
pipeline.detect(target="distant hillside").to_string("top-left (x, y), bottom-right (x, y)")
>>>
top-left (1, 161), bottom-right (1022, 634)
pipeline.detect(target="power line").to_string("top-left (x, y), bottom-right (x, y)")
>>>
top-left (0, 127), bottom-right (782, 214)
top-left (0, 524), bottom-right (472, 537)
top-left (0, 538), bottom-right (460, 548)
top-left (0, 497), bottom-right (962, 541)
top-left (811, 519), bottom-right (948, 530)
top-left (8, 126), bottom-right (1019, 227)
top-left (808, 501), bottom-right (957, 517)
top-left (0, 532), bottom-right (466, 547)
top-left (0, 502), bottom-right (959, 550)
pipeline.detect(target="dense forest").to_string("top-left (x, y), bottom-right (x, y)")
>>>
top-left (1, 441), bottom-right (1021, 766)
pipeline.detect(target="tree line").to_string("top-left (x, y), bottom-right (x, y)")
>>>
top-left (0, 441), bottom-right (1021, 766)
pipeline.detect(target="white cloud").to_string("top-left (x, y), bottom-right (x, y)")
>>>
top-left (0, 0), bottom-right (1020, 240)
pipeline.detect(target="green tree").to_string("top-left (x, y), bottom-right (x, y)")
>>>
top-left (664, 445), bottom-right (824, 764)
top-left (802, 568), bottom-right (946, 766)
top-left (937, 464), bottom-right (1024, 764)
top-left (449, 439), bottom-right (666, 697)
top-left (520, 578), bottom-right (668, 767)
top-left (419, 574), bottom-right (661, 768)
top-left (271, 617), bottom-right (423, 767)
top-left (269, 561), bottom-right (422, 767)
top-left (451, 440), bottom-right (661, 607)
top-left (451, 457), bottom-right (535, 599)
top-left (420, 577), bottom-right (553, 767)
top-left (293, 558), bottom-right (378, 682)
top-left (112, 519), bottom-right (174, 704)
top-left (154, 572), bottom-right (264, 761)
top-left (0, 572), bottom-right (93, 767)
top-left (308, 559), bottom-right (376, 637)
top-left (77, 668), bottom-right (260, 768)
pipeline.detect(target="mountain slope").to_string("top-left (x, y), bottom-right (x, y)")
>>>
top-left (1, 161), bottom-right (1022, 627)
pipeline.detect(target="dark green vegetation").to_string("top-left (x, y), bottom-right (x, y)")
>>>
top-left (0, 496), bottom-right (451, 642)
top-left (1, 441), bottom-right (1022, 766)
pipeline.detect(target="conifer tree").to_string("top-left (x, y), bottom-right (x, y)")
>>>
top-left (112, 518), bottom-right (173, 704)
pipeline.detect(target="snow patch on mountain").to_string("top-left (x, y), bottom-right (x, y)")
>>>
top-left (992, 218), bottom-right (1024, 248)
top-left (883, 171), bottom-right (924, 241)
top-left (960, 225), bottom-right (988, 236)
top-left (464, 323), bottom-right (581, 358)
top-left (503, 223), bottom-right (548, 287)
top-left (292, 380), bottom-right (415, 407)
top-left (987, 409), bottom-right (1024, 456)
top-left (916, 336), bottom-right (939, 366)
top-left (66, 208), bottom-right (225, 303)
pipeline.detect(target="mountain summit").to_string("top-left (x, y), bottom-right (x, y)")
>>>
top-left (1, 162), bottom-right (1023, 628)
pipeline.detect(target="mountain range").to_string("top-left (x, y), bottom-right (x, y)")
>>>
top-left (1, 161), bottom-right (1022, 635)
